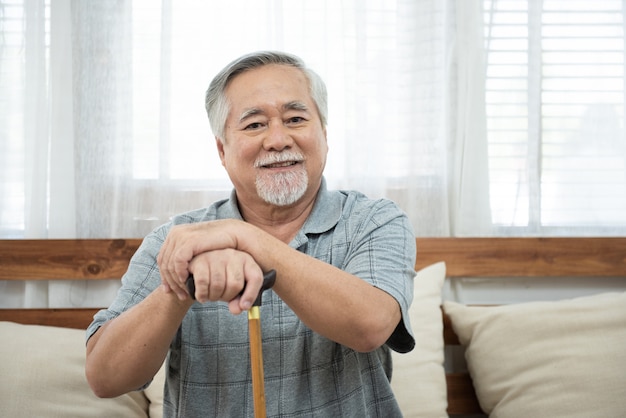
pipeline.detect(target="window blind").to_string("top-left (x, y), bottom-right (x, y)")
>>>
top-left (484, 0), bottom-right (626, 229)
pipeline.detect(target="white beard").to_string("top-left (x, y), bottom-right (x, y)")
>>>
top-left (254, 152), bottom-right (308, 206)
top-left (256, 167), bottom-right (308, 206)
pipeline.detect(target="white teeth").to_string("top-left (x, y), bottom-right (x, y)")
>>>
top-left (255, 153), bottom-right (304, 168)
top-left (267, 161), bottom-right (295, 168)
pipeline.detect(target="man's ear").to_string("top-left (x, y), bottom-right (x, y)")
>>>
top-left (215, 137), bottom-right (226, 166)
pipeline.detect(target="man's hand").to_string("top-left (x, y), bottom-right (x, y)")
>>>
top-left (156, 220), bottom-right (264, 313)
top-left (157, 221), bottom-right (237, 297)
top-left (187, 249), bottom-right (264, 314)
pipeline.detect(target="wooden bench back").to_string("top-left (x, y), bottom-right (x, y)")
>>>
top-left (0, 239), bottom-right (141, 329)
top-left (1, 237), bottom-right (625, 415)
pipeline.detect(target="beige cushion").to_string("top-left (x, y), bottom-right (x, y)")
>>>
top-left (0, 321), bottom-right (165, 417)
top-left (391, 262), bottom-right (447, 417)
top-left (145, 358), bottom-right (166, 418)
top-left (443, 292), bottom-right (626, 418)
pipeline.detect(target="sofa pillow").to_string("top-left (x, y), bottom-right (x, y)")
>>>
top-left (144, 358), bottom-right (166, 418)
top-left (0, 321), bottom-right (161, 417)
top-left (391, 262), bottom-right (447, 418)
top-left (443, 292), bottom-right (626, 418)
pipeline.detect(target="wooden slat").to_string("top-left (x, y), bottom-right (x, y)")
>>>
top-left (446, 373), bottom-right (482, 415)
top-left (0, 239), bottom-right (142, 280)
top-left (415, 237), bottom-right (626, 278)
top-left (6, 237), bottom-right (624, 280)
top-left (0, 308), bottom-right (100, 329)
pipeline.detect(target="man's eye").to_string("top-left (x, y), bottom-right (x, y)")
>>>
top-left (286, 117), bottom-right (305, 124)
top-left (244, 122), bottom-right (264, 130)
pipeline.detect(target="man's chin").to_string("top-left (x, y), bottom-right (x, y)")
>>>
top-left (258, 188), bottom-right (307, 206)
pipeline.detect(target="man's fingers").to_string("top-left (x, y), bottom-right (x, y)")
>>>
top-left (238, 260), bottom-right (264, 311)
top-left (193, 267), bottom-right (227, 303)
top-left (228, 296), bottom-right (244, 315)
top-left (158, 229), bottom-right (197, 301)
top-left (187, 250), bottom-right (244, 303)
top-left (182, 249), bottom-right (264, 310)
top-left (156, 220), bottom-right (252, 303)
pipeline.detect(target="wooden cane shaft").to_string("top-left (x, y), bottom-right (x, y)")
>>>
top-left (248, 307), bottom-right (266, 418)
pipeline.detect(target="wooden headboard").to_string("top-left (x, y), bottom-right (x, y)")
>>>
top-left (1, 237), bottom-right (625, 415)
top-left (0, 239), bottom-right (141, 329)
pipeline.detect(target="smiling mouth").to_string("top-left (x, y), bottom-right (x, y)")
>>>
top-left (264, 161), bottom-right (298, 169)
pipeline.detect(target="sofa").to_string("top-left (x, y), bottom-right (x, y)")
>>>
top-left (1, 237), bottom-right (625, 417)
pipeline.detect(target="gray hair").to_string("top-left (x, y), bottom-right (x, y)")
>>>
top-left (205, 51), bottom-right (328, 140)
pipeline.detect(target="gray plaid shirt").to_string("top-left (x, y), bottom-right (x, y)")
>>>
top-left (87, 179), bottom-right (416, 417)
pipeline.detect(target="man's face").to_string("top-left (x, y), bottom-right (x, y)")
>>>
top-left (217, 64), bottom-right (328, 208)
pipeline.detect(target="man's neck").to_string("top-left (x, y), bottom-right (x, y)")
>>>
top-left (236, 192), bottom-right (318, 244)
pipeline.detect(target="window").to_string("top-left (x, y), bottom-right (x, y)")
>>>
top-left (485, 0), bottom-right (626, 231)
top-left (2, 1), bottom-right (625, 238)
top-left (0, 1), bottom-right (50, 236)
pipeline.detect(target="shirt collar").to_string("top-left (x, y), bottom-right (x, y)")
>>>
top-left (300, 177), bottom-right (343, 235)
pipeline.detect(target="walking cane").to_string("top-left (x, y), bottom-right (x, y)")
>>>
top-left (247, 270), bottom-right (276, 418)
top-left (187, 269), bottom-right (277, 418)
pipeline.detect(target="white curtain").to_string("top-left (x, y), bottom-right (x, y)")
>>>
top-left (1, 0), bottom-right (625, 309)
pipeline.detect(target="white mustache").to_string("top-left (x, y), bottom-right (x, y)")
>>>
top-left (254, 152), bottom-right (304, 168)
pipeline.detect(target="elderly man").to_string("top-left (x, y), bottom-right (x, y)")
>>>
top-left (86, 51), bottom-right (416, 417)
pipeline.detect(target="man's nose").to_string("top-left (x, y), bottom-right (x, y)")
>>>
top-left (263, 121), bottom-right (293, 151)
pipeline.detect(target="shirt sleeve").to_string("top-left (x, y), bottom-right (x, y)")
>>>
top-left (341, 198), bottom-right (417, 353)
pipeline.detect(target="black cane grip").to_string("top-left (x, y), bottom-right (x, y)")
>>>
top-left (253, 269), bottom-right (276, 307)
top-left (185, 275), bottom-right (196, 299)
top-left (186, 269), bottom-right (276, 304)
